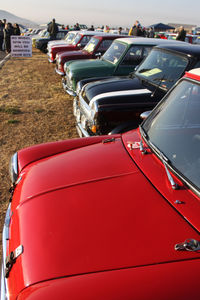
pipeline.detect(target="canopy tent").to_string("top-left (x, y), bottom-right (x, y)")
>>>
top-left (149, 23), bottom-right (175, 31)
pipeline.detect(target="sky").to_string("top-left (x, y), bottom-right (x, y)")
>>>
top-left (1, 0), bottom-right (200, 28)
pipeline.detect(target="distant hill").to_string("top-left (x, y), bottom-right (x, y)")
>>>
top-left (0, 10), bottom-right (38, 28)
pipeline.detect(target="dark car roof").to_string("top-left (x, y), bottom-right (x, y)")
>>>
top-left (154, 43), bottom-right (200, 57)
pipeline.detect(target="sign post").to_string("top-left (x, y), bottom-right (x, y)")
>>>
top-left (11, 36), bottom-right (32, 57)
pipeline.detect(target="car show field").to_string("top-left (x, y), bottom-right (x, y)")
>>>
top-left (1, 28), bottom-right (200, 298)
top-left (0, 48), bottom-right (78, 258)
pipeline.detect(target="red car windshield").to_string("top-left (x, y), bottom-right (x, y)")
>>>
top-left (142, 78), bottom-right (200, 191)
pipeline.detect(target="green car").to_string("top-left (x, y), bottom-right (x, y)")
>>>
top-left (62, 37), bottom-right (178, 96)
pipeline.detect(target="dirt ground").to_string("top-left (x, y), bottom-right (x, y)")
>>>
top-left (0, 51), bottom-right (6, 61)
top-left (0, 48), bottom-right (79, 258)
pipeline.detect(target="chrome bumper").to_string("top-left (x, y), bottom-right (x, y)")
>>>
top-left (48, 58), bottom-right (54, 63)
top-left (55, 68), bottom-right (65, 76)
top-left (62, 78), bottom-right (76, 97)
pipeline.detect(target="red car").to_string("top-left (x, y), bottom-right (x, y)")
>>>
top-left (1, 69), bottom-right (200, 299)
top-left (47, 31), bottom-right (100, 63)
top-left (55, 33), bottom-right (126, 76)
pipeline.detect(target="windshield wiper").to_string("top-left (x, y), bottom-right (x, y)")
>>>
top-left (150, 75), bottom-right (167, 97)
top-left (137, 68), bottom-right (151, 73)
top-left (152, 77), bottom-right (174, 83)
top-left (161, 156), bottom-right (178, 190)
top-left (139, 125), bottom-right (148, 154)
top-left (148, 141), bottom-right (178, 190)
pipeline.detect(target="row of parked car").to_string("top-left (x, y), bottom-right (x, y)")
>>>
top-left (1, 29), bottom-right (200, 299)
top-left (45, 30), bottom-right (200, 137)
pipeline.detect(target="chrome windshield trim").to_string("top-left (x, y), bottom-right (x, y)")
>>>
top-left (10, 153), bottom-right (18, 184)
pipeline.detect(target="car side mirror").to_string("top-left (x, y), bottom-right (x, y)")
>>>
top-left (140, 111), bottom-right (151, 120)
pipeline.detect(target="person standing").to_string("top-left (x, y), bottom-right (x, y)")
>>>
top-left (0, 20), bottom-right (4, 50)
top-left (13, 23), bottom-right (21, 36)
top-left (74, 23), bottom-right (80, 30)
top-left (3, 22), bottom-right (14, 53)
top-left (89, 25), bottom-right (94, 31)
top-left (147, 27), bottom-right (155, 38)
top-left (118, 27), bottom-right (122, 34)
top-left (128, 20), bottom-right (143, 36)
top-left (47, 18), bottom-right (58, 39)
top-left (176, 26), bottom-right (186, 41)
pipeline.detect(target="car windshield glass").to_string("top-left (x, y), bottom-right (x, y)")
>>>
top-left (65, 32), bottom-right (76, 43)
top-left (102, 41), bottom-right (127, 64)
top-left (39, 30), bottom-right (46, 37)
top-left (44, 31), bottom-right (50, 37)
top-left (142, 78), bottom-right (200, 190)
top-left (72, 33), bottom-right (82, 45)
top-left (135, 49), bottom-right (188, 91)
top-left (83, 37), bottom-right (99, 53)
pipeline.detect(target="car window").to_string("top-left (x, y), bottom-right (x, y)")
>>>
top-left (81, 35), bottom-right (92, 45)
top-left (72, 33), bottom-right (82, 45)
top-left (143, 79), bottom-right (200, 189)
top-left (135, 49), bottom-right (188, 90)
top-left (84, 37), bottom-right (100, 53)
top-left (102, 41), bottom-right (127, 64)
top-left (56, 32), bottom-right (66, 39)
top-left (97, 40), bottom-right (113, 52)
top-left (143, 46), bottom-right (153, 57)
top-left (64, 32), bottom-right (76, 42)
top-left (121, 46), bottom-right (152, 66)
top-left (193, 60), bottom-right (200, 68)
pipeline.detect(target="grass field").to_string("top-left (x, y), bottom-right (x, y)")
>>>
top-left (0, 48), bottom-right (79, 258)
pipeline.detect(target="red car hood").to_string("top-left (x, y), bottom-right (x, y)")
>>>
top-left (59, 49), bottom-right (89, 61)
top-left (9, 136), bottom-right (200, 295)
top-left (52, 44), bottom-right (77, 51)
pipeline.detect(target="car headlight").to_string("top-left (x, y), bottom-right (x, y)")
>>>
top-left (76, 81), bottom-right (82, 95)
top-left (69, 71), bottom-right (73, 80)
top-left (89, 100), bottom-right (98, 119)
top-left (66, 70), bottom-right (73, 87)
top-left (56, 54), bottom-right (61, 64)
top-left (9, 152), bottom-right (18, 184)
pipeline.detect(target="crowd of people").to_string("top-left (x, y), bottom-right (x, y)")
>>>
top-left (0, 17), bottom-right (188, 54)
top-left (127, 20), bottom-right (187, 41)
top-left (0, 19), bottom-right (21, 53)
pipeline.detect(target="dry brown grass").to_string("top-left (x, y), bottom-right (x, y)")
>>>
top-left (0, 48), bottom-right (78, 258)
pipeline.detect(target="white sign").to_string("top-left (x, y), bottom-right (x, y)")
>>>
top-left (11, 36), bottom-right (32, 57)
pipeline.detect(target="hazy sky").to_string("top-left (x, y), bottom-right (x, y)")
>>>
top-left (1, 0), bottom-right (199, 28)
